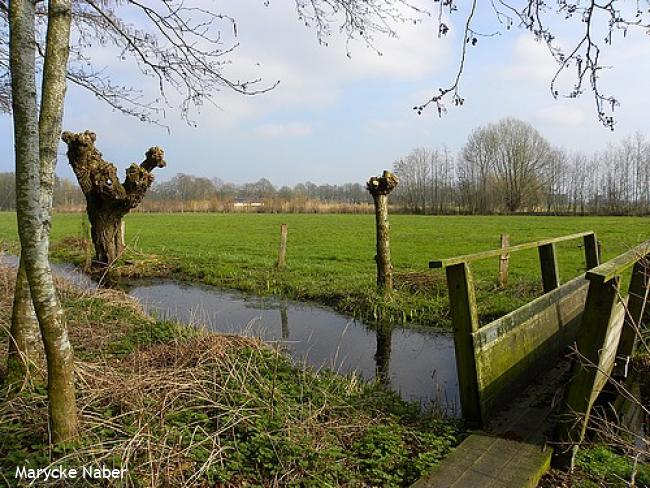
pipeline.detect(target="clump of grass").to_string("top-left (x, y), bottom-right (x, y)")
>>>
top-left (0, 264), bottom-right (461, 487)
top-left (540, 446), bottom-right (650, 488)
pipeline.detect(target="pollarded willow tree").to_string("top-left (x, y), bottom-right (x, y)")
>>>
top-left (61, 131), bottom-right (166, 267)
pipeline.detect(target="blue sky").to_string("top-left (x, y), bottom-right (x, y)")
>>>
top-left (1, 0), bottom-right (649, 186)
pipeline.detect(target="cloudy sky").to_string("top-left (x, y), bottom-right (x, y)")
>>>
top-left (1, 1), bottom-right (649, 186)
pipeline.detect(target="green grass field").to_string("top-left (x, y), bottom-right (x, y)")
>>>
top-left (0, 212), bottom-right (647, 326)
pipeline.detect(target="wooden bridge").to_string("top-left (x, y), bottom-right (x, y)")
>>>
top-left (414, 233), bottom-right (649, 488)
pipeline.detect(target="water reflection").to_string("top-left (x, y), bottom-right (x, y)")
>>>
top-left (375, 323), bottom-right (392, 386)
top-left (128, 281), bottom-right (459, 410)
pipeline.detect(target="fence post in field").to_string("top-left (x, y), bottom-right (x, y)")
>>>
top-left (276, 224), bottom-right (288, 269)
top-left (366, 170), bottom-right (399, 295)
top-left (538, 243), bottom-right (560, 293)
top-left (597, 240), bottom-right (603, 263)
top-left (498, 233), bottom-right (510, 288)
top-left (583, 233), bottom-right (599, 270)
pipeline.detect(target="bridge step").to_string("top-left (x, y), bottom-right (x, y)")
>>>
top-left (412, 359), bottom-right (570, 488)
top-left (411, 434), bottom-right (552, 488)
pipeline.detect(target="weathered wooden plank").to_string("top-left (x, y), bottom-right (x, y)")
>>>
top-left (473, 277), bottom-right (588, 420)
top-left (539, 243), bottom-right (561, 293)
top-left (474, 276), bottom-right (588, 348)
top-left (446, 262), bottom-right (481, 425)
top-left (430, 232), bottom-right (594, 269)
top-left (615, 258), bottom-right (650, 371)
top-left (555, 276), bottom-right (620, 466)
top-left (593, 299), bottom-right (626, 396)
top-left (411, 435), bottom-right (552, 488)
top-left (586, 240), bottom-right (650, 283)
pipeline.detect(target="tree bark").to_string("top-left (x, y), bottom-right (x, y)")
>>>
top-left (367, 171), bottom-right (399, 294)
top-left (10, 0), bottom-right (78, 442)
top-left (61, 131), bottom-right (166, 267)
top-left (6, 255), bottom-right (41, 387)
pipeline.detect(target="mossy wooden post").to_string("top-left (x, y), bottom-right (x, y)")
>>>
top-left (555, 275), bottom-right (620, 469)
top-left (446, 262), bottom-right (481, 425)
top-left (583, 233), bottom-right (599, 270)
top-left (539, 243), bottom-right (560, 293)
top-left (367, 171), bottom-right (399, 294)
top-left (615, 255), bottom-right (649, 375)
top-left (498, 233), bottom-right (510, 288)
top-left (276, 224), bottom-right (288, 269)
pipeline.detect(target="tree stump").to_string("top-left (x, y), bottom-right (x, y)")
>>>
top-left (61, 130), bottom-right (166, 268)
top-left (367, 170), bottom-right (399, 294)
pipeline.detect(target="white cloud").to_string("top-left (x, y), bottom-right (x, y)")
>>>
top-left (502, 35), bottom-right (558, 85)
top-left (366, 118), bottom-right (409, 135)
top-left (186, 1), bottom-right (452, 130)
top-left (254, 122), bottom-right (313, 139)
top-left (535, 105), bottom-right (586, 127)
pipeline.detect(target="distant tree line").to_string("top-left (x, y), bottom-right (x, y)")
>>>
top-left (1, 118), bottom-right (647, 215)
top-left (0, 173), bottom-right (85, 211)
top-left (393, 118), bottom-right (650, 216)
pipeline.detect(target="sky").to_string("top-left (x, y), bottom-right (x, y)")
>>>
top-left (1, 0), bottom-right (650, 187)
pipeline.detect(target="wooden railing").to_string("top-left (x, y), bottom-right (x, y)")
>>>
top-left (555, 240), bottom-right (650, 466)
top-left (429, 231), bottom-right (599, 425)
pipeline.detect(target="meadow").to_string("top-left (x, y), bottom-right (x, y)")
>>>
top-left (0, 212), bottom-right (648, 326)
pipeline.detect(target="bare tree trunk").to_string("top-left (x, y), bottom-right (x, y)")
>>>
top-left (367, 171), bottom-right (399, 294)
top-left (62, 131), bottom-right (166, 268)
top-left (10, 0), bottom-right (78, 442)
top-left (87, 202), bottom-right (126, 265)
top-left (6, 255), bottom-right (41, 387)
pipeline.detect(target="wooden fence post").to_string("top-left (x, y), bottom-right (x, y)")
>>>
top-left (276, 224), bottom-right (288, 269)
top-left (446, 262), bottom-right (481, 425)
top-left (498, 233), bottom-right (510, 288)
top-left (539, 243), bottom-right (560, 293)
top-left (583, 233), bottom-right (599, 270)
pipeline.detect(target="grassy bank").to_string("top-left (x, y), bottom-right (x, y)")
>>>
top-left (0, 212), bottom-right (647, 326)
top-left (0, 264), bottom-right (461, 487)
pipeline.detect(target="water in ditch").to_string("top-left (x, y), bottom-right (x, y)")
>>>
top-left (1, 254), bottom-right (459, 412)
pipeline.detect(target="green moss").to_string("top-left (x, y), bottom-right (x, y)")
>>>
top-left (576, 445), bottom-right (650, 487)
